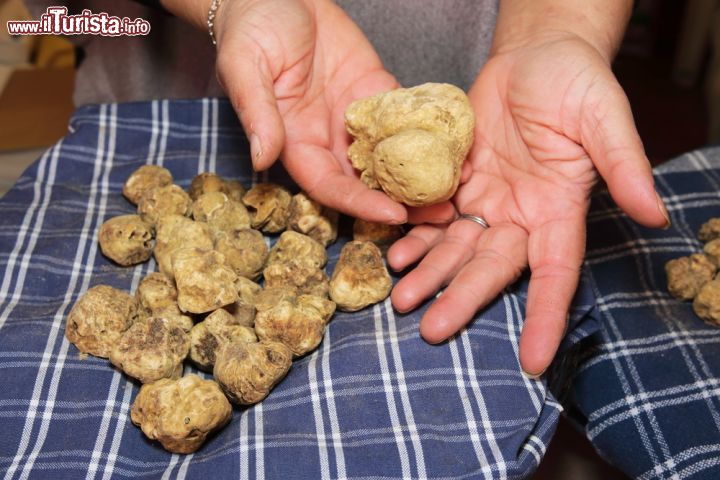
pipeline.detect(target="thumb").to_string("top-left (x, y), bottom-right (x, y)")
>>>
top-left (216, 46), bottom-right (285, 171)
top-left (580, 75), bottom-right (670, 229)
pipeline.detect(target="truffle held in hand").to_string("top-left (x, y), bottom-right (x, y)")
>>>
top-left (330, 241), bottom-right (392, 311)
top-left (214, 340), bottom-right (293, 405)
top-left (98, 214), bottom-right (154, 266)
top-left (242, 183), bottom-right (292, 233)
top-left (66, 285), bottom-right (137, 358)
top-left (172, 247), bottom-right (238, 314)
top-left (665, 253), bottom-right (717, 300)
top-left (345, 82), bottom-right (475, 206)
top-left (255, 292), bottom-right (335, 356)
top-left (130, 374), bottom-right (232, 454)
top-left (189, 309), bottom-right (257, 372)
top-left (287, 192), bottom-right (338, 246)
top-left (123, 165), bottom-right (173, 205)
top-left (109, 316), bottom-right (190, 384)
top-left (693, 278), bottom-right (720, 326)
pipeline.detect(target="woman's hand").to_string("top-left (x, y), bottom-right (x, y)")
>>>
top-left (389, 33), bottom-right (669, 376)
top-left (211, 0), bottom-right (413, 223)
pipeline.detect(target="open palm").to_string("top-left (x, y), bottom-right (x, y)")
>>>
top-left (389, 35), bottom-right (669, 376)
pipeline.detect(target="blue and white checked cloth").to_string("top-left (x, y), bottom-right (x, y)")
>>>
top-left (565, 148), bottom-right (720, 480)
top-left (0, 99), bottom-right (599, 480)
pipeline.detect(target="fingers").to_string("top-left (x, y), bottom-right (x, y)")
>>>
top-left (387, 224), bottom-right (446, 271)
top-left (519, 217), bottom-right (585, 377)
top-left (418, 224), bottom-right (528, 343)
top-left (391, 220), bottom-right (488, 313)
top-left (284, 143), bottom-right (407, 224)
top-left (580, 75), bottom-right (669, 229)
top-left (406, 202), bottom-right (458, 225)
top-left (216, 46), bottom-right (285, 171)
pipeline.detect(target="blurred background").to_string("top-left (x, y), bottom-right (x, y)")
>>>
top-left (0, 0), bottom-right (715, 478)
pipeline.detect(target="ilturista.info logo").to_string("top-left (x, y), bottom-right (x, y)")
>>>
top-left (7, 6), bottom-right (151, 36)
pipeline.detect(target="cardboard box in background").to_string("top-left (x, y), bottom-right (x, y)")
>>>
top-left (0, 0), bottom-right (75, 151)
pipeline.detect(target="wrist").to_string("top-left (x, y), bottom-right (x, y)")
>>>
top-left (491, 1), bottom-right (632, 63)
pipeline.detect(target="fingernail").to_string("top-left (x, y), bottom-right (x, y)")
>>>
top-left (522, 367), bottom-right (547, 380)
top-left (656, 191), bottom-right (671, 230)
top-left (250, 133), bottom-right (262, 168)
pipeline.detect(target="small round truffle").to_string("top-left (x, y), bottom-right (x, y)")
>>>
top-left (138, 184), bottom-right (193, 226)
top-left (353, 219), bottom-right (403, 253)
top-left (214, 228), bottom-right (268, 280)
top-left (666, 254), bottom-right (717, 300)
top-left (329, 241), bottom-right (392, 311)
top-left (263, 260), bottom-right (329, 297)
top-left (253, 286), bottom-right (297, 312)
top-left (693, 278), bottom-right (720, 326)
top-left (206, 200), bottom-right (251, 238)
top-left (189, 309), bottom-right (257, 371)
top-left (109, 316), bottom-right (190, 383)
top-left (222, 277), bottom-right (262, 327)
top-left (267, 231), bottom-right (327, 269)
top-left (223, 180), bottom-right (246, 203)
top-left (65, 285), bottom-right (137, 358)
top-left (188, 173), bottom-right (226, 200)
top-left (154, 215), bottom-right (214, 278)
top-left (123, 165), bottom-right (173, 205)
top-left (255, 293), bottom-right (335, 356)
top-left (130, 374), bottom-right (232, 454)
top-left (98, 214), bottom-right (154, 266)
top-left (172, 248), bottom-right (238, 314)
top-left (135, 272), bottom-right (178, 317)
top-left (214, 340), bottom-right (292, 405)
top-left (699, 218), bottom-right (720, 243)
top-left (704, 239), bottom-right (720, 266)
top-left (192, 191), bottom-right (230, 222)
top-left (242, 183), bottom-right (292, 233)
top-left (287, 193), bottom-right (338, 246)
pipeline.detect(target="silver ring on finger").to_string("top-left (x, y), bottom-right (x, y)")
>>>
top-left (459, 213), bottom-right (490, 229)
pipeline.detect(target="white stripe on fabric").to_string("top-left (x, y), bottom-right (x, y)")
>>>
top-left (458, 330), bottom-right (506, 479)
top-left (99, 380), bottom-right (135, 480)
top-left (372, 304), bottom-right (411, 478)
top-left (157, 100), bottom-right (170, 167)
top-left (255, 403), bottom-right (265, 480)
top-left (198, 98), bottom-right (208, 174)
top-left (321, 328), bottom-right (347, 479)
top-left (448, 337), bottom-right (493, 480)
top-left (160, 456), bottom-right (180, 480)
top-left (385, 304), bottom-right (427, 479)
top-left (7, 104), bottom-right (112, 480)
top-left (19, 104), bottom-right (118, 480)
top-left (308, 345), bottom-right (331, 480)
top-left (588, 196), bottom-right (677, 474)
top-left (0, 147), bottom-right (55, 479)
top-left (0, 147), bottom-right (50, 326)
top-left (638, 444), bottom-right (720, 480)
top-left (144, 100), bottom-right (159, 166)
top-left (239, 410), bottom-right (250, 480)
top-left (85, 371), bottom-right (123, 480)
top-left (209, 98), bottom-right (218, 173)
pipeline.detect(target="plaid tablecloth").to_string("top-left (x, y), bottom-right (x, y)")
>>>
top-left (0, 99), bottom-right (599, 480)
top-left (565, 148), bottom-right (720, 480)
